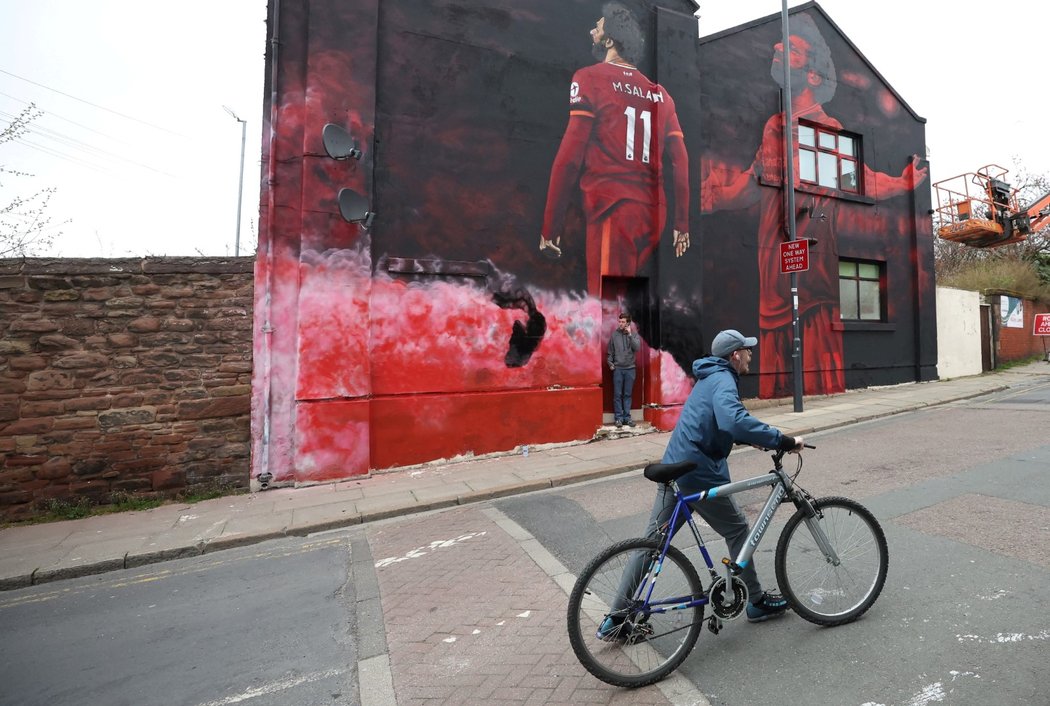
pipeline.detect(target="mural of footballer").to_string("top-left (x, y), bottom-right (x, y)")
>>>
top-left (700, 13), bottom-right (927, 398)
top-left (539, 2), bottom-right (690, 296)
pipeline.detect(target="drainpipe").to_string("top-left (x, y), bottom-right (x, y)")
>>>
top-left (257, 0), bottom-right (281, 489)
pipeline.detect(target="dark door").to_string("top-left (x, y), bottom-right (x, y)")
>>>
top-left (601, 277), bottom-right (649, 421)
top-left (980, 304), bottom-right (993, 371)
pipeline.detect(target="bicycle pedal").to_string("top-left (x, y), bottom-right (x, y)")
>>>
top-left (720, 557), bottom-right (743, 575)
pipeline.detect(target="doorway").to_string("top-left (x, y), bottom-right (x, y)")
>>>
top-left (601, 277), bottom-right (650, 424)
top-left (980, 303), bottom-right (993, 371)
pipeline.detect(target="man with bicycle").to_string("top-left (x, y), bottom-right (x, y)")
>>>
top-left (604, 329), bottom-right (804, 636)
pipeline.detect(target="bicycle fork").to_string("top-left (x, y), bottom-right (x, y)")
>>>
top-left (801, 506), bottom-right (842, 566)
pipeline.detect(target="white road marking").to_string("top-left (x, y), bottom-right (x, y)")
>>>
top-left (373, 532), bottom-right (487, 568)
top-left (956, 630), bottom-right (1050, 643)
top-left (904, 682), bottom-right (945, 706)
top-left (949, 670), bottom-right (980, 680)
top-left (976, 589), bottom-right (1008, 601)
top-left (194, 668), bottom-right (345, 705)
top-left (862, 670), bottom-right (981, 706)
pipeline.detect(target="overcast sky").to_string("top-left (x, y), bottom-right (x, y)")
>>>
top-left (698, 0), bottom-right (1050, 188)
top-left (1, 0), bottom-right (1047, 259)
top-left (0, 0), bottom-right (267, 258)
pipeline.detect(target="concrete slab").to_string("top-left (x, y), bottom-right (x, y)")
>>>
top-left (0, 556), bottom-right (44, 589)
top-left (288, 503), bottom-right (362, 535)
top-left (219, 510), bottom-right (295, 541)
top-left (268, 489), bottom-right (363, 510)
top-left (411, 482), bottom-right (473, 505)
top-left (0, 523), bottom-right (75, 551)
top-left (458, 479), bottom-right (552, 503)
top-left (353, 494), bottom-right (417, 524)
top-left (45, 535), bottom-right (150, 572)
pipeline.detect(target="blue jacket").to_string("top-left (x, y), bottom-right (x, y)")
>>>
top-left (661, 356), bottom-right (787, 490)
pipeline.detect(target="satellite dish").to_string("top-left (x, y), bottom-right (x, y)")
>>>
top-left (338, 188), bottom-right (375, 227)
top-left (322, 123), bottom-right (361, 160)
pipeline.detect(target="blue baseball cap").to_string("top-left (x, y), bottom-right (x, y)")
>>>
top-left (712, 329), bottom-right (757, 358)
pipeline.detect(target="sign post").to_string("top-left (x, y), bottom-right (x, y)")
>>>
top-left (780, 0), bottom-right (803, 413)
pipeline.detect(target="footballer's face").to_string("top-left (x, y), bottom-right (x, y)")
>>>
top-left (772, 35), bottom-right (812, 71)
top-left (590, 17), bottom-right (606, 46)
top-left (771, 34), bottom-right (816, 94)
top-left (590, 17), bottom-right (610, 60)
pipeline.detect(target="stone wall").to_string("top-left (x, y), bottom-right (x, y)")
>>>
top-left (0, 257), bottom-right (254, 521)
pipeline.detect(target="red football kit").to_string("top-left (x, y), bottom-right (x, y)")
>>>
top-left (542, 61), bottom-right (689, 293)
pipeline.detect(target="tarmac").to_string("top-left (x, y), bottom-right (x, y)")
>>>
top-left (2, 361), bottom-right (1049, 592)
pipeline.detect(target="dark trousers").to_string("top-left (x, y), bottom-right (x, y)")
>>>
top-left (613, 482), bottom-right (764, 612)
top-left (612, 367), bottom-right (636, 422)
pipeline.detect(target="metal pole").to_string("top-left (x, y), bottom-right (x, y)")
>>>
top-left (235, 119), bottom-right (246, 256)
top-left (781, 0), bottom-right (803, 412)
top-left (224, 106), bottom-right (247, 256)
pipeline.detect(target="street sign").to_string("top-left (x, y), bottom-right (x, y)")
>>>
top-left (1034, 313), bottom-right (1050, 335)
top-left (780, 239), bottom-right (809, 274)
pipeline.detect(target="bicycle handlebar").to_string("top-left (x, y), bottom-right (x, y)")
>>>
top-left (772, 443), bottom-right (815, 467)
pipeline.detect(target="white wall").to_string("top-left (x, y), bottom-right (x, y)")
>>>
top-left (936, 286), bottom-right (983, 379)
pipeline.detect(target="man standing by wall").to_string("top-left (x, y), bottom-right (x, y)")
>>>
top-left (608, 312), bottom-right (640, 427)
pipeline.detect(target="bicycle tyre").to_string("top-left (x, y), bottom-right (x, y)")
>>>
top-left (566, 537), bottom-right (704, 688)
top-left (775, 496), bottom-right (888, 626)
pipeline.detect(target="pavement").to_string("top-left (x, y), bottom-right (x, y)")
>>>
top-left (2, 361), bottom-right (1049, 592)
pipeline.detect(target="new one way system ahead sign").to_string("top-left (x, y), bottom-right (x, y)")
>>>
top-left (780, 239), bottom-right (809, 274)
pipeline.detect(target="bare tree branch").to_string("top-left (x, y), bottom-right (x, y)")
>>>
top-left (1, 103), bottom-right (65, 256)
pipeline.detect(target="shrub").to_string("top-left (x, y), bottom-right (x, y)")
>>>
top-left (941, 258), bottom-right (1050, 303)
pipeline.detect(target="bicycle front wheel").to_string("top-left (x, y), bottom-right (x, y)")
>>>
top-left (775, 496), bottom-right (888, 626)
top-left (566, 537), bottom-right (704, 688)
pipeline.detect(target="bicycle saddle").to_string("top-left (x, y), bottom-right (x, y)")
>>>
top-left (643, 461), bottom-right (697, 484)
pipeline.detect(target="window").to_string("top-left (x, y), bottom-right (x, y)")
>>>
top-left (839, 259), bottom-right (883, 320)
top-left (799, 123), bottom-right (859, 193)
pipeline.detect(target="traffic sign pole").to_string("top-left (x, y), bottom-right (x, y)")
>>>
top-left (781, 1), bottom-right (803, 413)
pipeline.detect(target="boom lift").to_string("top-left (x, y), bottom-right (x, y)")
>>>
top-left (933, 164), bottom-right (1050, 248)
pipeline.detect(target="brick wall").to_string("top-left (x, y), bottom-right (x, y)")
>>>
top-left (989, 293), bottom-right (1050, 364)
top-left (0, 257), bottom-right (254, 521)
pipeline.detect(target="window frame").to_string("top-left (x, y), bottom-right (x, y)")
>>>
top-left (798, 121), bottom-right (861, 195)
top-left (839, 258), bottom-right (886, 322)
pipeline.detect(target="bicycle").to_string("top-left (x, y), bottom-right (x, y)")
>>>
top-left (566, 445), bottom-right (888, 688)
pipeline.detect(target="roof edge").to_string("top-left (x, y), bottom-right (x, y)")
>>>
top-left (698, 1), bottom-right (925, 124)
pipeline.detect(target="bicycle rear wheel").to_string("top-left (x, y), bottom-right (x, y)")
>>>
top-left (775, 496), bottom-right (888, 626)
top-left (566, 537), bottom-right (704, 688)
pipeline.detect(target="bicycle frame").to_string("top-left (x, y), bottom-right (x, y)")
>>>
top-left (568, 444), bottom-right (888, 688)
top-left (636, 452), bottom-right (839, 616)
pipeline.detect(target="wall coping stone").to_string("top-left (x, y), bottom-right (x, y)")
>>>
top-left (0, 257), bottom-right (255, 276)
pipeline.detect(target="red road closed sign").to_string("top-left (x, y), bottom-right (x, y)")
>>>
top-left (780, 239), bottom-right (809, 274)
top-left (1034, 313), bottom-right (1050, 335)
